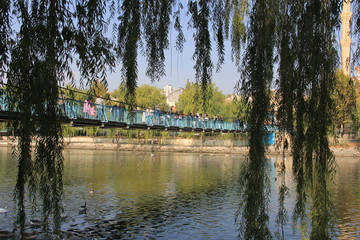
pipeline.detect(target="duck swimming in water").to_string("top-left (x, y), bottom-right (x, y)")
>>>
top-left (89, 189), bottom-right (95, 195)
top-left (30, 219), bottom-right (44, 227)
top-left (0, 206), bottom-right (7, 216)
top-left (79, 202), bottom-right (87, 214)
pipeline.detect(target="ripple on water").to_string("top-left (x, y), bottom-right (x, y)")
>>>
top-left (1, 152), bottom-right (360, 239)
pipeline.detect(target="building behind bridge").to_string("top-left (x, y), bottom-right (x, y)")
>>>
top-left (163, 85), bottom-right (184, 109)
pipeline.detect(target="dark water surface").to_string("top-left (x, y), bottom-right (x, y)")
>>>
top-left (0, 148), bottom-right (359, 239)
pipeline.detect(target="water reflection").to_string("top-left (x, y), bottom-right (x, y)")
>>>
top-left (0, 149), bottom-right (359, 239)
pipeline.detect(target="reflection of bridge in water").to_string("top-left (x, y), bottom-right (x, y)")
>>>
top-left (0, 92), bottom-right (277, 134)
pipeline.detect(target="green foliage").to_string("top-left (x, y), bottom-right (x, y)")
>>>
top-left (3, 0), bottom-right (115, 236)
top-left (177, 81), bottom-right (226, 116)
top-left (62, 125), bottom-right (77, 138)
top-left (141, 0), bottom-right (173, 82)
top-left (0, 0), bottom-right (350, 238)
top-left (89, 79), bottom-right (109, 98)
top-left (0, 0), bottom-right (10, 73)
top-left (275, 1), bottom-right (342, 239)
top-left (62, 83), bottom-right (88, 102)
top-left (112, 83), bottom-right (127, 102)
top-left (117, 0), bottom-right (141, 106)
top-left (136, 84), bottom-right (167, 108)
top-left (332, 70), bottom-right (357, 131)
top-left (355, 89), bottom-right (360, 135)
top-left (235, 0), bottom-right (278, 238)
top-left (224, 96), bottom-right (250, 120)
top-left (188, 0), bottom-right (213, 96)
top-left (112, 83), bottom-right (167, 109)
top-left (86, 127), bottom-right (100, 137)
top-left (224, 0), bottom-right (248, 69)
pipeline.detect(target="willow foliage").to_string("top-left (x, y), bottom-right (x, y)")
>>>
top-left (0, 0), bottom-right (354, 239)
top-left (0, 0), bottom-right (11, 74)
top-left (276, 0), bottom-right (342, 239)
top-left (235, 0), bottom-right (278, 238)
top-left (5, 0), bottom-right (115, 237)
top-left (141, 0), bottom-right (173, 82)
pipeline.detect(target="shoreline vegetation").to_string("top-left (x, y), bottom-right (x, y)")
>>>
top-left (0, 136), bottom-right (358, 157)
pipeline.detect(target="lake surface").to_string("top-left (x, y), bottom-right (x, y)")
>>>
top-left (0, 148), bottom-right (359, 239)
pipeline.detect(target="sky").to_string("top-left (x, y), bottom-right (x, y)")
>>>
top-left (101, 3), bottom-right (359, 96)
top-left (6, 2), bottom-right (358, 95)
top-left (106, 28), bottom-right (241, 95)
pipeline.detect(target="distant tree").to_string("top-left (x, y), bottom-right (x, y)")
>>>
top-left (89, 79), bottom-right (108, 98)
top-left (136, 84), bottom-right (167, 109)
top-left (355, 86), bottom-right (360, 135)
top-left (176, 81), bottom-right (198, 113)
top-left (222, 96), bottom-right (250, 120)
top-left (332, 70), bottom-right (357, 135)
top-left (0, 0), bottom-right (349, 238)
top-left (61, 84), bottom-right (88, 102)
top-left (177, 81), bottom-right (225, 116)
top-left (112, 83), bottom-right (166, 109)
top-left (112, 83), bottom-right (127, 102)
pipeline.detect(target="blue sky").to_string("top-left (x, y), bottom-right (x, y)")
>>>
top-left (7, 2), bottom-right (357, 95)
top-left (106, 26), bottom-right (240, 95)
top-left (104, 4), bottom-right (358, 96)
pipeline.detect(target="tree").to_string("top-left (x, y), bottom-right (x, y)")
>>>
top-left (222, 96), bottom-right (249, 119)
top-left (112, 83), bottom-right (127, 102)
top-left (136, 84), bottom-right (167, 108)
top-left (89, 79), bottom-right (109, 98)
top-left (235, 0), bottom-right (277, 238)
top-left (3, 1), bottom-right (115, 236)
top-left (112, 83), bottom-right (167, 109)
top-left (275, 1), bottom-right (342, 239)
top-left (332, 69), bottom-right (357, 136)
top-left (177, 81), bottom-right (226, 116)
top-left (0, 0), bottom-right (352, 239)
top-left (62, 83), bottom-right (88, 102)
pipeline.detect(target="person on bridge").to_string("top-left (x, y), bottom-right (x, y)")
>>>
top-left (58, 91), bottom-right (66, 115)
top-left (95, 95), bottom-right (105, 121)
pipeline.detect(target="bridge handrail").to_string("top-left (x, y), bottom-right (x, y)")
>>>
top-left (0, 90), bottom-right (278, 132)
top-left (58, 98), bottom-right (255, 131)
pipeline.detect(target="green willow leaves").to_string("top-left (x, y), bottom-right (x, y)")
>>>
top-left (236, 0), bottom-right (278, 239)
top-left (0, 0), bottom-right (356, 239)
top-left (5, 0), bottom-right (115, 237)
top-left (275, 0), bottom-right (342, 239)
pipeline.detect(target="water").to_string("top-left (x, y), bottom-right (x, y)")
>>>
top-left (0, 148), bottom-right (359, 239)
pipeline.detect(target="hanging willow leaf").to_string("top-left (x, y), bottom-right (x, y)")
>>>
top-left (236, 0), bottom-right (278, 238)
top-left (117, 0), bottom-right (141, 106)
top-left (141, 0), bottom-right (174, 82)
top-left (74, 0), bottom-right (116, 89)
top-left (224, 0), bottom-right (248, 69)
top-left (275, 0), bottom-right (342, 238)
top-left (0, 0), bottom-right (11, 74)
top-left (188, 0), bottom-right (213, 110)
top-left (174, 2), bottom-right (185, 52)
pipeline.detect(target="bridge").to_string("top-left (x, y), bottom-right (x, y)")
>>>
top-left (0, 89), bottom-right (277, 134)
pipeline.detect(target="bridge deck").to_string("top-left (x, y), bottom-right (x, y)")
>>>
top-left (0, 97), bottom-right (277, 133)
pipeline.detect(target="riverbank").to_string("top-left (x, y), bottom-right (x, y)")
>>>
top-left (0, 136), bottom-right (358, 157)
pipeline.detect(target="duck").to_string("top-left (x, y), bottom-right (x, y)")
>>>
top-left (0, 206), bottom-right (7, 216)
top-left (30, 219), bottom-right (44, 227)
top-left (0, 230), bottom-right (14, 238)
top-left (79, 202), bottom-right (87, 214)
top-left (60, 209), bottom-right (67, 219)
top-left (89, 189), bottom-right (95, 195)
